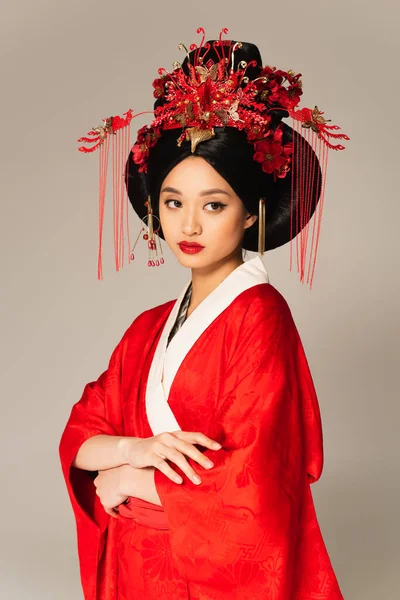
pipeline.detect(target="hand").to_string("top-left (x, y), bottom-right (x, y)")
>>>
top-left (120, 431), bottom-right (222, 486)
top-left (93, 466), bottom-right (130, 518)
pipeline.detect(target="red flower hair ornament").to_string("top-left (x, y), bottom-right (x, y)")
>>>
top-left (78, 27), bottom-right (349, 286)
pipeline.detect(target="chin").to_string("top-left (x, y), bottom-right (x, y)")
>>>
top-left (174, 249), bottom-right (235, 271)
top-left (174, 252), bottom-right (208, 268)
top-left (170, 246), bottom-right (208, 267)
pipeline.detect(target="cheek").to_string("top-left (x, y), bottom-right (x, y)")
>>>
top-left (159, 208), bottom-right (178, 241)
top-left (159, 205), bottom-right (169, 228)
top-left (216, 211), bottom-right (246, 237)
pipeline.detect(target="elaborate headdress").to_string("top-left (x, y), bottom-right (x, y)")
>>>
top-left (78, 27), bottom-right (349, 288)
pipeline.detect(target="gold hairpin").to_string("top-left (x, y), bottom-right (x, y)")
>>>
top-left (258, 198), bottom-right (266, 255)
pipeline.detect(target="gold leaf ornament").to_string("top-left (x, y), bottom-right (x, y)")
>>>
top-left (93, 117), bottom-right (114, 140)
top-left (303, 106), bottom-right (331, 133)
top-left (195, 63), bottom-right (219, 83)
top-left (312, 105), bottom-right (330, 125)
top-left (175, 113), bottom-right (187, 126)
top-left (184, 126), bottom-right (216, 152)
top-left (227, 98), bottom-right (243, 122)
top-left (214, 109), bottom-right (229, 125)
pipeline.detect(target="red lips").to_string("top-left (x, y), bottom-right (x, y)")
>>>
top-left (178, 241), bottom-right (205, 248)
top-left (178, 241), bottom-right (205, 254)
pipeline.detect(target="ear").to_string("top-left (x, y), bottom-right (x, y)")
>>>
top-left (244, 213), bottom-right (258, 230)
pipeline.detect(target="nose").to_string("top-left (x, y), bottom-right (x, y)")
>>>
top-left (181, 207), bottom-right (202, 236)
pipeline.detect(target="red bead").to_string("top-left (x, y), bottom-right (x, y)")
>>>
top-left (130, 253), bottom-right (135, 260)
top-left (160, 257), bottom-right (164, 264)
top-left (143, 233), bottom-right (149, 240)
top-left (147, 259), bottom-right (152, 267)
top-left (156, 259), bottom-right (160, 266)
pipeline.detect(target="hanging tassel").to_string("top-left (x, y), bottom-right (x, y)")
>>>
top-left (111, 126), bottom-right (132, 275)
top-left (97, 135), bottom-right (109, 280)
top-left (78, 109), bottom-right (153, 279)
top-left (288, 106), bottom-right (349, 289)
top-left (145, 195), bottom-right (164, 267)
top-left (289, 119), bottom-right (325, 289)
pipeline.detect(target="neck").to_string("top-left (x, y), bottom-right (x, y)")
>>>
top-left (188, 252), bottom-right (244, 315)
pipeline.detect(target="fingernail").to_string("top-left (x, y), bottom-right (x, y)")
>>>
top-left (213, 442), bottom-right (222, 449)
top-left (193, 474), bottom-right (202, 484)
top-left (205, 460), bottom-right (214, 468)
top-left (174, 476), bottom-right (183, 484)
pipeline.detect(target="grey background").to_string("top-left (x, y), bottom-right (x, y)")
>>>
top-left (1, 0), bottom-right (399, 598)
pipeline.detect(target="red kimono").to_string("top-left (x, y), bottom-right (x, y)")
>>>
top-left (59, 256), bottom-right (344, 599)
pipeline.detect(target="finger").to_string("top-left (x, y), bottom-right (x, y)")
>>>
top-left (173, 431), bottom-right (222, 450)
top-left (152, 456), bottom-right (183, 484)
top-left (167, 439), bottom-right (215, 471)
top-left (158, 431), bottom-right (176, 446)
top-left (158, 447), bottom-right (202, 485)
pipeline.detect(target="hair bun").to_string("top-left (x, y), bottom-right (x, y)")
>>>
top-left (185, 39), bottom-right (262, 78)
top-left (268, 107), bottom-right (290, 128)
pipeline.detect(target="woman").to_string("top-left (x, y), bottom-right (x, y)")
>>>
top-left (60, 29), bottom-right (347, 599)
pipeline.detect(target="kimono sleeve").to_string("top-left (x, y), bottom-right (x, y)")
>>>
top-left (154, 296), bottom-right (324, 594)
top-left (58, 337), bottom-right (125, 532)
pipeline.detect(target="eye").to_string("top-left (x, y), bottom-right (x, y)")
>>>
top-left (204, 202), bottom-right (227, 212)
top-left (164, 199), bottom-right (182, 209)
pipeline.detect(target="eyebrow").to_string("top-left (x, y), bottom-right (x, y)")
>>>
top-left (160, 186), bottom-right (231, 197)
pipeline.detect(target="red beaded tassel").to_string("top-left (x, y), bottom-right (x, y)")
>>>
top-left (97, 135), bottom-right (109, 281)
top-left (78, 109), bottom-right (154, 279)
top-left (109, 124), bottom-right (132, 279)
top-left (288, 107), bottom-right (349, 289)
top-left (144, 196), bottom-right (165, 267)
top-left (94, 126), bottom-right (132, 280)
top-left (289, 121), bottom-right (327, 290)
top-left (129, 196), bottom-right (165, 268)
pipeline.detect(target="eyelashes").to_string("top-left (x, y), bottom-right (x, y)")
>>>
top-left (163, 199), bottom-right (228, 212)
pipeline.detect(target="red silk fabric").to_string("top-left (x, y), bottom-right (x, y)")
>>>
top-left (59, 283), bottom-right (344, 599)
top-left (118, 497), bottom-right (169, 530)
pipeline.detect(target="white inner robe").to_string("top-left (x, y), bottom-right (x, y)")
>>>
top-left (145, 255), bottom-right (270, 435)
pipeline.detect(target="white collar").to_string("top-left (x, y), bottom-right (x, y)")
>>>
top-left (145, 255), bottom-right (270, 435)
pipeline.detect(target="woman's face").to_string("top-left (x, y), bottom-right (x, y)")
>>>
top-left (158, 156), bottom-right (257, 270)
